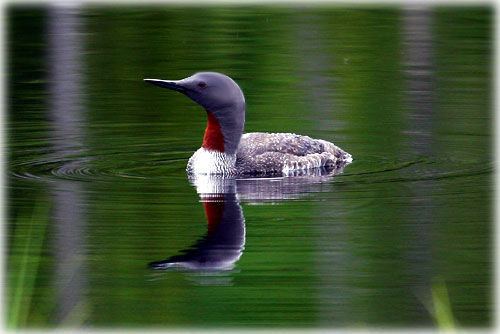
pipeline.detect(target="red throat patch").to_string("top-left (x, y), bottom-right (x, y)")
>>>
top-left (202, 111), bottom-right (225, 152)
top-left (202, 195), bottom-right (225, 235)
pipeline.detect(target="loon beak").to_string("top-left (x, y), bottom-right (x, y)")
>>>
top-left (144, 78), bottom-right (188, 93)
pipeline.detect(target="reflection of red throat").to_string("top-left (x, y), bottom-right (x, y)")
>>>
top-left (202, 111), bottom-right (225, 152)
top-left (203, 195), bottom-right (225, 235)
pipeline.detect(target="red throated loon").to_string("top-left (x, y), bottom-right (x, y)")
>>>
top-left (144, 72), bottom-right (352, 175)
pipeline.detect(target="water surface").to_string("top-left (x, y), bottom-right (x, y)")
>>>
top-left (6, 5), bottom-right (492, 329)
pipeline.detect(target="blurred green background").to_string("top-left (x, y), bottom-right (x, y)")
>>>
top-left (6, 4), bottom-right (492, 329)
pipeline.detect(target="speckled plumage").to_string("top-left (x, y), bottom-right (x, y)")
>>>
top-left (236, 132), bottom-right (352, 175)
top-left (186, 132), bottom-right (352, 176)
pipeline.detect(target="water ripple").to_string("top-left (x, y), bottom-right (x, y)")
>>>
top-left (337, 155), bottom-right (492, 185)
top-left (9, 151), bottom-right (188, 183)
top-left (9, 151), bottom-right (492, 186)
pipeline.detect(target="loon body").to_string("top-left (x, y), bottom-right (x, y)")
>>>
top-left (144, 72), bottom-right (352, 176)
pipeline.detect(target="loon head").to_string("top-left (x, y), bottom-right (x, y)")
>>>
top-left (144, 72), bottom-right (246, 154)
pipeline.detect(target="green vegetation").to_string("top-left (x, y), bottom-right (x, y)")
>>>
top-left (7, 199), bottom-right (50, 328)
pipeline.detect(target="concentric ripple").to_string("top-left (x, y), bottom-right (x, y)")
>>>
top-left (9, 150), bottom-right (492, 187)
top-left (9, 150), bottom-right (190, 183)
top-left (335, 154), bottom-right (492, 185)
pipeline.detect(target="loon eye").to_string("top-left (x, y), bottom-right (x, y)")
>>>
top-left (198, 82), bottom-right (206, 88)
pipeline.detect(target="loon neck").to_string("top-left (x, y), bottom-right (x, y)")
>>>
top-left (202, 110), bottom-right (225, 153)
top-left (202, 108), bottom-right (244, 155)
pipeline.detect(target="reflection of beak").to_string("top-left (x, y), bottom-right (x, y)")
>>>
top-left (149, 261), bottom-right (177, 270)
top-left (144, 78), bottom-right (188, 93)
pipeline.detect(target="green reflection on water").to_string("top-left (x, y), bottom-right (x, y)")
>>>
top-left (6, 5), bottom-right (492, 329)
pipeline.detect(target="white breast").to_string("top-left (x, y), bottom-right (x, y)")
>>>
top-left (186, 148), bottom-right (237, 175)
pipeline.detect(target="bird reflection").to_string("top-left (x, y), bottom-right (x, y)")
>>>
top-left (149, 165), bottom-right (346, 274)
top-left (149, 177), bottom-right (244, 272)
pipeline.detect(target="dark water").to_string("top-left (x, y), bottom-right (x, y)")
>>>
top-left (6, 5), bottom-right (492, 329)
